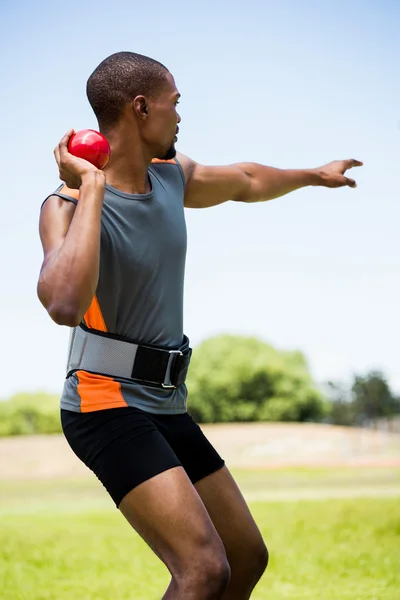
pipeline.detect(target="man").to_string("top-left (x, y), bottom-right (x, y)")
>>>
top-left (38, 52), bottom-right (362, 600)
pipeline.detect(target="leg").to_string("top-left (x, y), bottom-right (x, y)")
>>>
top-left (119, 466), bottom-right (231, 600)
top-left (61, 408), bottom-right (230, 599)
top-left (151, 411), bottom-right (268, 599)
top-left (195, 467), bottom-right (268, 600)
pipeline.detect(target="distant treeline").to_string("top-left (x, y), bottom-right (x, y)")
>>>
top-left (0, 335), bottom-right (399, 436)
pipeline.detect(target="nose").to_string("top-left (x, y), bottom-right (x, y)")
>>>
top-left (177, 112), bottom-right (181, 124)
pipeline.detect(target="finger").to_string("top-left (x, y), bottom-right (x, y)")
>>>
top-left (59, 129), bottom-right (75, 155)
top-left (345, 159), bottom-right (363, 170)
top-left (344, 177), bottom-right (357, 188)
top-left (54, 144), bottom-right (61, 166)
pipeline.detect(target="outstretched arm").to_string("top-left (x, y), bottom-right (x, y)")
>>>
top-left (177, 153), bottom-right (363, 209)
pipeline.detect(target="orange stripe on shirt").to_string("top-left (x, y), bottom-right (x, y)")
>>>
top-left (59, 185), bottom-right (80, 200)
top-left (84, 295), bottom-right (107, 332)
top-left (76, 370), bottom-right (128, 412)
top-left (78, 296), bottom-right (127, 411)
top-left (151, 158), bottom-right (177, 164)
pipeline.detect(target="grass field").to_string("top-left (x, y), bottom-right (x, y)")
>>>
top-left (1, 468), bottom-right (400, 599)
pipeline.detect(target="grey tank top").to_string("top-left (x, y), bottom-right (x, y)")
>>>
top-left (44, 158), bottom-right (189, 414)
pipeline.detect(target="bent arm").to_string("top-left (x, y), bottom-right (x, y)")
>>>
top-left (37, 171), bottom-right (106, 326)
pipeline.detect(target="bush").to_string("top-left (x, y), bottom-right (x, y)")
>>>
top-left (0, 392), bottom-right (61, 437)
top-left (186, 335), bottom-right (328, 423)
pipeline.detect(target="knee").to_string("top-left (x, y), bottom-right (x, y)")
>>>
top-left (201, 553), bottom-right (231, 597)
top-left (247, 538), bottom-right (269, 582)
top-left (234, 538), bottom-right (269, 585)
top-left (206, 554), bottom-right (231, 598)
top-left (176, 545), bottom-right (231, 599)
top-left (257, 541), bottom-right (269, 575)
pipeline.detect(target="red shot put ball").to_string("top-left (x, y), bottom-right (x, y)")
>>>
top-left (68, 129), bottom-right (111, 170)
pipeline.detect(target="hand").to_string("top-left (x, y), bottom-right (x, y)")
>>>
top-left (54, 129), bottom-right (105, 189)
top-left (316, 159), bottom-right (363, 189)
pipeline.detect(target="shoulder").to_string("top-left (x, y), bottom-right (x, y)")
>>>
top-left (175, 153), bottom-right (197, 185)
top-left (41, 184), bottom-right (79, 210)
top-left (149, 157), bottom-right (186, 191)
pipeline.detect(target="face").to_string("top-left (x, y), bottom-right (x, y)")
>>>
top-left (138, 71), bottom-right (181, 160)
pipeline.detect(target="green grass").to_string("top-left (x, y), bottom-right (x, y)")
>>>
top-left (0, 471), bottom-right (400, 599)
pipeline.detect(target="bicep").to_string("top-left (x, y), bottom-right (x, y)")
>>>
top-left (178, 153), bottom-right (251, 208)
top-left (39, 196), bottom-right (76, 270)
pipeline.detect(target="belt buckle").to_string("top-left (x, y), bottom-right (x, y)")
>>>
top-left (162, 350), bottom-right (183, 389)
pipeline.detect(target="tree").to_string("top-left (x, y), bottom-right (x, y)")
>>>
top-left (325, 371), bottom-right (400, 427)
top-left (186, 335), bottom-right (328, 423)
top-left (352, 371), bottom-right (400, 424)
top-left (324, 381), bottom-right (357, 426)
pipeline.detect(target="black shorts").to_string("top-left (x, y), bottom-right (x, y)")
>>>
top-left (61, 407), bottom-right (225, 507)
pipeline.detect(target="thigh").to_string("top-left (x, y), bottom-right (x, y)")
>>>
top-left (195, 466), bottom-right (266, 565)
top-left (154, 412), bottom-right (225, 484)
top-left (61, 407), bottom-right (183, 507)
top-left (119, 465), bottom-right (225, 576)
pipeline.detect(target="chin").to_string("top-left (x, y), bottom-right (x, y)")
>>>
top-left (157, 144), bottom-right (176, 161)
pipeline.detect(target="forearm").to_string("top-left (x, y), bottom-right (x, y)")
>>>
top-left (236, 163), bottom-right (322, 203)
top-left (39, 172), bottom-right (106, 325)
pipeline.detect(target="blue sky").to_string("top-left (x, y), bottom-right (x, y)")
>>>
top-left (1, 0), bottom-right (399, 398)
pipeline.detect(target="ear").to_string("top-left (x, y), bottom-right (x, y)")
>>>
top-left (133, 95), bottom-right (148, 120)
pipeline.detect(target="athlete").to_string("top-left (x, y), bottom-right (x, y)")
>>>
top-left (38, 52), bottom-right (362, 600)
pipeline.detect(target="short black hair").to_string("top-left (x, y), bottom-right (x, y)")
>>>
top-left (86, 52), bottom-right (169, 128)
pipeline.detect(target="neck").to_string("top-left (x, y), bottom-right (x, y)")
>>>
top-left (101, 123), bottom-right (152, 195)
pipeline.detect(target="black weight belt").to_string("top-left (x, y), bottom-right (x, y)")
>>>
top-left (66, 324), bottom-right (192, 389)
